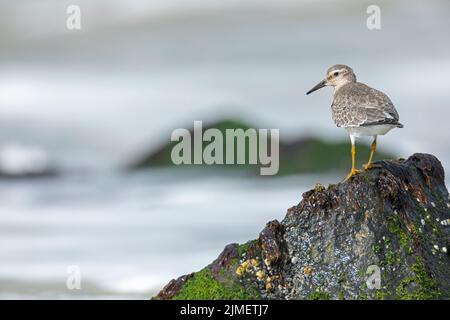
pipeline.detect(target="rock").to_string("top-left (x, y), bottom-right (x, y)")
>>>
top-left (130, 118), bottom-right (395, 176)
top-left (210, 243), bottom-right (239, 277)
top-left (155, 153), bottom-right (450, 300)
top-left (258, 220), bottom-right (287, 269)
top-left (156, 273), bottom-right (194, 300)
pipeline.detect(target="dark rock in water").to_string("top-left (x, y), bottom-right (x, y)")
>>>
top-left (0, 169), bottom-right (59, 179)
top-left (155, 153), bottom-right (450, 300)
top-left (131, 118), bottom-right (395, 176)
top-left (133, 119), bottom-right (254, 170)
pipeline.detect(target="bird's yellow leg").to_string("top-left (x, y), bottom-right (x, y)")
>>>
top-left (363, 137), bottom-right (377, 170)
top-left (344, 142), bottom-right (361, 180)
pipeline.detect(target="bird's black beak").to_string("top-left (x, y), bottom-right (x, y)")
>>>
top-left (306, 79), bottom-right (327, 95)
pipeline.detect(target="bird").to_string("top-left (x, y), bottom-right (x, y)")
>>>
top-left (306, 64), bottom-right (403, 180)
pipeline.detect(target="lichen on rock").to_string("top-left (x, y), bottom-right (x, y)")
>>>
top-left (155, 153), bottom-right (450, 300)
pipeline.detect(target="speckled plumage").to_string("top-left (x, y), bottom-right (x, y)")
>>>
top-left (332, 81), bottom-right (402, 128)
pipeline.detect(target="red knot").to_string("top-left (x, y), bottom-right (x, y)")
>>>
top-left (307, 64), bottom-right (403, 180)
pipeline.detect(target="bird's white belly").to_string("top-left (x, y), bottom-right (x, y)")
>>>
top-left (344, 124), bottom-right (395, 137)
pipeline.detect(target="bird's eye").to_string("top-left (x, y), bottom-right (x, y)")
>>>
top-left (334, 72), bottom-right (339, 77)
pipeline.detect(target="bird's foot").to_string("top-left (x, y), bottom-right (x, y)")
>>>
top-left (362, 163), bottom-right (372, 170)
top-left (363, 163), bottom-right (382, 170)
top-left (344, 168), bottom-right (361, 181)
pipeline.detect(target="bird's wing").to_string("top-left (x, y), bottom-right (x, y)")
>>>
top-left (333, 83), bottom-right (400, 127)
top-left (359, 87), bottom-right (400, 126)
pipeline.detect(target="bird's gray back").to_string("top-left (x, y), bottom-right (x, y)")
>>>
top-left (331, 82), bottom-right (400, 128)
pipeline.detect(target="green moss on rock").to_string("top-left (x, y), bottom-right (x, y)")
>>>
top-left (395, 258), bottom-right (440, 300)
top-left (173, 268), bottom-right (258, 300)
top-left (308, 290), bottom-right (331, 300)
top-left (374, 290), bottom-right (388, 300)
top-left (387, 215), bottom-right (414, 255)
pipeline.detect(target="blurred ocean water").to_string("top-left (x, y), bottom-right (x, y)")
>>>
top-left (0, 170), bottom-right (337, 299)
top-left (0, 0), bottom-right (449, 298)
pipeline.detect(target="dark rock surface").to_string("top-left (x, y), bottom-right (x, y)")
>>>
top-left (155, 153), bottom-right (450, 300)
top-left (157, 273), bottom-right (194, 300)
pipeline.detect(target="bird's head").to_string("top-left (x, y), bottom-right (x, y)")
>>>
top-left (306, 64), bottom-right (356, 95)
